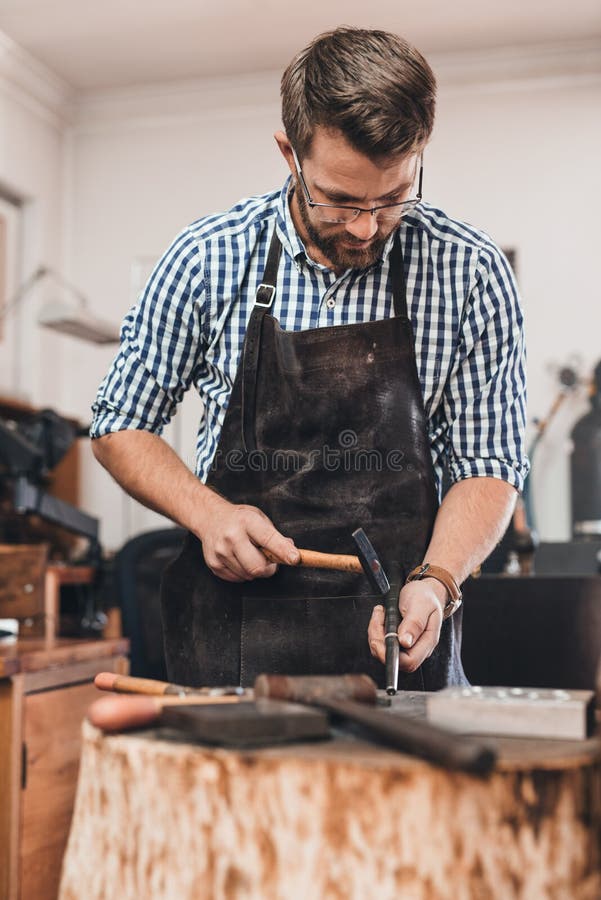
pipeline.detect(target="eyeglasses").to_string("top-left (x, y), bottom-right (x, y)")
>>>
top-left (291, 146), bottom-right (423, 224)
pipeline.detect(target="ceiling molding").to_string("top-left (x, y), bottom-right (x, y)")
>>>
top-left (433, 37), bottom-right (601, 92)
top-left (1, 35), bottom-right (589, 135)
top-left (0, 30), bottom-right (75, 127)
top-left (72, 38), bottom-right (601, 134)
top-left (73, 70), bottom-right (282, 132)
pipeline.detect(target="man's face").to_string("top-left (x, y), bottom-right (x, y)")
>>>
top-left (282, 127), bottom-right (421, 271)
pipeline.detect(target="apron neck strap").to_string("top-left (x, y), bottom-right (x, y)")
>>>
top-left (254, 230), bottom-right (282, 308)
top-left (389, 233), bottom-right (408, 319)
top-left (243, 228), bottom-right (282, 451)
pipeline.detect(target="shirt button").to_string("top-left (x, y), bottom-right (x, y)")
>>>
top-left (326, 297), bottom-right (336, 309)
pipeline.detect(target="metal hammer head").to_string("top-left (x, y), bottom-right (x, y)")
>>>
top-left (351, 528), bottom-right (391, 596)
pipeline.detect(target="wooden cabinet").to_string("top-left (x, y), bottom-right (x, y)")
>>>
top-left (43, 565), bottom-right (96, 640)
top-left (0, 637), bottom-right (129, 900)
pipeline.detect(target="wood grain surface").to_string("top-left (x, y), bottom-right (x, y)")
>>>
top-left (59, 712), bottom-right (601, 900)
top-left (0, 636), bottom-right (129, 678)
top-left (20, 682), bottom-right (100, 899)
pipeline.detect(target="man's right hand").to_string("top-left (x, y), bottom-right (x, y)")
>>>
top-left (197, 493), bottom-right (300, 582)
top-left (91, 431), bottom-right (297, 582)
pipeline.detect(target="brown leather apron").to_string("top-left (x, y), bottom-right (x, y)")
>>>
top-left (161, 228), bottom-right (467, 689)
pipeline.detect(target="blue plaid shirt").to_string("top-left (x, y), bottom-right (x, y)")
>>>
top-left (91, 179), bottom-right (529, 494)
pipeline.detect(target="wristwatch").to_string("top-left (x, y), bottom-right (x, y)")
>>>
top-left (405, 563), bottom-right (463, 619)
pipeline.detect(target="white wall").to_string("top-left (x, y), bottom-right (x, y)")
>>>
top-left (0, 43), bottom-right (71, 406)
top-left (428, 73), bottom-right (601, 540)
top-left (3, 40), bottom-right (600, 551)
top-left (66, 77), bottom-right (286, 550)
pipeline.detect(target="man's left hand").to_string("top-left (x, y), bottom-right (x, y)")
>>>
top-left (367, 578), bottom-right (448, 673)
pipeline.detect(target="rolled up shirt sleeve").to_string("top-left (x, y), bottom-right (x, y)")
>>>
top-left (442, 245), bottom-right (529, 492)
top-left (90, 229), bottom-right (206, 438)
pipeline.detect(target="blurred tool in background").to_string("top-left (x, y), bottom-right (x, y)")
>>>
top-left (524, 360), bottom-right (583, 535)
top-left (502, 360), bottom-right (583, 575)
top-left (571, 359), bottom-right (601, 541)
top-left (483, 357), bottom-right (601, 576)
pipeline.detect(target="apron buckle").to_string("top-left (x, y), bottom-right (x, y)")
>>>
top-left (255, 283), bottom-right (276, 307)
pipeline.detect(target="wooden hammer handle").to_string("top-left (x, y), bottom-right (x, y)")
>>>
top-left (94, 672), bottom-right (245, 698)
top-left (95, 673), bottom-right (176, 695)
top-left (263, 548), bottom-right (363, 573)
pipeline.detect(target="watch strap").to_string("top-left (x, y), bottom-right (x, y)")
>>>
top-left (405, 563), bottom-right (463, 619)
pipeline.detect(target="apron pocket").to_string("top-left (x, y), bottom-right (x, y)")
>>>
top-left (240, 592), bottom-right (385, 687)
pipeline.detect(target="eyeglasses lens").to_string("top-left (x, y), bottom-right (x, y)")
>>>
top-left (314, 200), bottom-right (419, 224)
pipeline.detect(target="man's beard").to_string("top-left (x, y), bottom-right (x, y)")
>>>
top-left (294, 179), bottom-right (397, 271)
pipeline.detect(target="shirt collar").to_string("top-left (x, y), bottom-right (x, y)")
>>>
top-left (275, 177), bottom-right (306, 265)
top-left (275, 176), bottom-right (401, 273)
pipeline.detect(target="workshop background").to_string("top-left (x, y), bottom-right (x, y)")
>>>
top-left (0, 0), bottom-right (600, 552)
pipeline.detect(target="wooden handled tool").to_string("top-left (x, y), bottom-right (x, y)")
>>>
top-left (90, 673), bottom-right (249, 732)
top-left (88, 693), bottom-right (244, 733)
top-left (262, 531), bottom-right (390, 586)
top-left (262, 547), bottom-right (364, 573)
top-left (254, 674), bottom-right (497, 776)
top-left (261, 533), bottom-right (390, 583)
top-left (94, 672), bottom-right (245, 697)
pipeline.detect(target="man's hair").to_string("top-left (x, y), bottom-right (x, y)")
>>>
top-left (281, 27), bottom-right (436, 160)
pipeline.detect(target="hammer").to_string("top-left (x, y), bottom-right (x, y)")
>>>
top-left (255, 674), bottom-right (496, 775)
top-left (263, 528), bottom-right (399, 694)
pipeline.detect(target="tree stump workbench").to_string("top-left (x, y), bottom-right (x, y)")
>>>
top-left (59, 697), bottom-right (601, 900)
